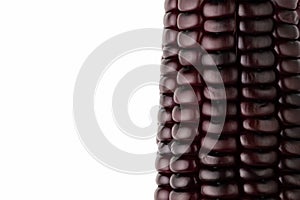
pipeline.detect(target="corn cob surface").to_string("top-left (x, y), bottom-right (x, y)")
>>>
top-left (156, 0), bottom-right (300, 199)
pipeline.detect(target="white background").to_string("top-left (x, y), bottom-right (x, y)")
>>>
top-left (0, 0), bottom-right (164, 199)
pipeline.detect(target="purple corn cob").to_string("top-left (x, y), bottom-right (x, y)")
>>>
top-left (156, 0), bottom-right (300, 199)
